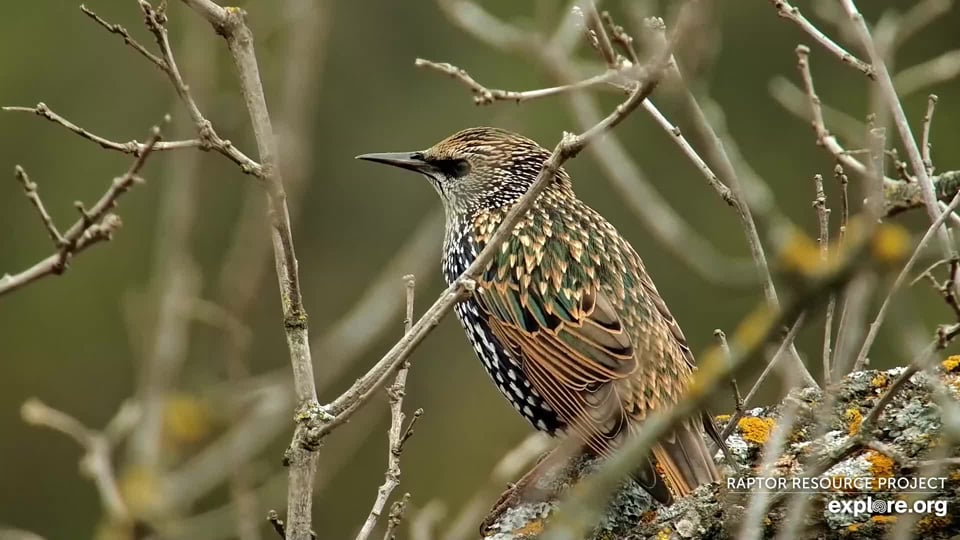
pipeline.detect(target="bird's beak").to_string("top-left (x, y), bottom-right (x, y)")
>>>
top-left (355, 152), bottom-right (430, 174)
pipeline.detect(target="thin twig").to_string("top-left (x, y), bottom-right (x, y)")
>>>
top-left (853, 192), bottom-right (960, 371)
top-left (355, 276), bottom-right (421, 540)
top-left (80, 4), bottom-right (167, 70)
top-left (658, 29), bottom-right (817, 387)
top-left (382, 494), bottom-right (411, 540)
top-left (641, 100), bottom-right (736, 206)
top-left (835, 165), bottom-right (849, 245)
top-left (768, 76), bottom-right (865, 143)
top-left (581, 0), bottom-right (619, 68)
top-left (768, 0), bottom-right (875, 78)
top-left (414, 58), bottom-right (622, 105)
top-left (13, 166), bottom-right (64, 248)
top-left (21, 398), bottom-right (132, 522)
top-left (3, 104), bottom-right (203, 155)
top-left (813, 173), bottom-right (834, 384)
top-left (176, 2), bottom-right (318, 538)
top-left (839, 0), bottom-right (955, 261)
top-left (770, 0), bottom-right (876, 79)
top-left (795, 45), bottom-right (869, 178)
top-left (720, 314), bottom-right (806, 440)
top-left (921, 94), bottom-right (938, 175)
top-left (714, 329), bottom-right (743, 416)
top-left (133, 1), bottom-right (264, 176)
top-left (1, 126), bottom-right (161, 297)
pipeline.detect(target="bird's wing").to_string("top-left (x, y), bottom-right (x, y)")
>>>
top-left (473, 274), bottom-right (636, 454)
top-left (475, 277), bottom-right (681, 501)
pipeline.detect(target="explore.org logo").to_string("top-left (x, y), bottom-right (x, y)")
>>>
top-left (827, 496), bottom-right (949, 517)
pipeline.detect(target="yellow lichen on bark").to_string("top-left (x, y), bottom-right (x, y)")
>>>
top-left (737, 417), bottom-right (775, 445)
top-left (846, 408), bottom-right (863, 435)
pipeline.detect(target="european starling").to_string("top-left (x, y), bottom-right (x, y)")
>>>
top-left (358, 127), bottom-right (722, 503)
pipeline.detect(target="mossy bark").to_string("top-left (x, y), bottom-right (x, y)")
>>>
top-left (482, 366), bottom-right (960, 540)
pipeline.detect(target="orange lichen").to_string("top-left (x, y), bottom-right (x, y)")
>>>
top-left (846, 408), bottom-right (863, 435)
top-left (738, 416), bottom-right (776, 445)
top-left (871, 372), bottom-right (890, 389)
top-left (942, 355), bottom-right (960, 373)
top-left (656, 528), bottom-right (672, 540)
top-left (512, 519), bottom-right (544, 536)
top-left (715, 414), bottom-right (731, 423)
top-left (866, 451), bottom-right (896, 479)
top-left (871, 515), bottom-right (897, 525)
top-left (847, 523), bottom-right (860, 532)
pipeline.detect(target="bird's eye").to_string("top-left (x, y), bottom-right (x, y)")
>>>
top-left (433, 158), bottom-right (471, 178)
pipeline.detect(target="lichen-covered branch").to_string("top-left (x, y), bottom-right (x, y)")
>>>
top-left (482, 365), bottom-right (960, 539)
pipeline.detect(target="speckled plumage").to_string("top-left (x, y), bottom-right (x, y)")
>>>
top-left (358, 127), bottom-right (722, 504)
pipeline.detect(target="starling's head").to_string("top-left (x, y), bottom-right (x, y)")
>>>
top-left (357, 127), bottom-right (562, 219)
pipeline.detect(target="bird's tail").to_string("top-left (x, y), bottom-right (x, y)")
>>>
top-left (650, 418), bottom-right (722, 502)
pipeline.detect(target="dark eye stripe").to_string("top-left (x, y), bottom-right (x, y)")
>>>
top-left (431, 158), bottom-right (471, 178)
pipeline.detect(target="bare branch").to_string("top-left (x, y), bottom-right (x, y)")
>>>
top-left (769, 0), bottom-right (875, 77)
top-left (768, 76), bottom-right (865, 142)
top-left (641, 100), bottom-right (736, 206)
top-left (21, 398), bottom-right (131, 522)
top-left (1, 125), bottom-right (161, 297)
top-left (600, 10), bottom-right (640, 65)
top-left (13, 166), bottom-right (64, 248)
top-left (382, 494), bottom-right (411, 540)
top-left (658, 30), bottom-right (818, 387)
top-left (580, 1), bottom-right (619, 68)
top-left (813, 173), bottom-right (835, 385)
top-left (720, 314), bottom-right (805, 440)
top-left (414, 58), bottom-right (622, 105)
top-left (854, 192), bottom-right (960, 371)
top-left (355, 276), bottom-right (420, 540)
top-left (922, 93), bottom-right (938, 174)
top-left (3, 104), bottom-right (203, 155)
top-left (839, 0), bottom-right (955, 261)
top-left (174, 1), bottom-right (318, 537)
top-left (80, 4), bottom-right (167, 70)
top-left (137, 1), bottom-right (263, 176)
top-left (714, 329), bottom-right (743, 418)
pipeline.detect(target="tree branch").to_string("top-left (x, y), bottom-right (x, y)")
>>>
top-left (0, 125), bottom-right (161, 297)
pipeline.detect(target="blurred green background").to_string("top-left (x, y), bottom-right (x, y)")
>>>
top-left (1, 1), bottom-right (959, 538)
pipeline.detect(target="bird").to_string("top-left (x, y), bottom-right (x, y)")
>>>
top-left (357, 126), bottom-right (723, 504)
